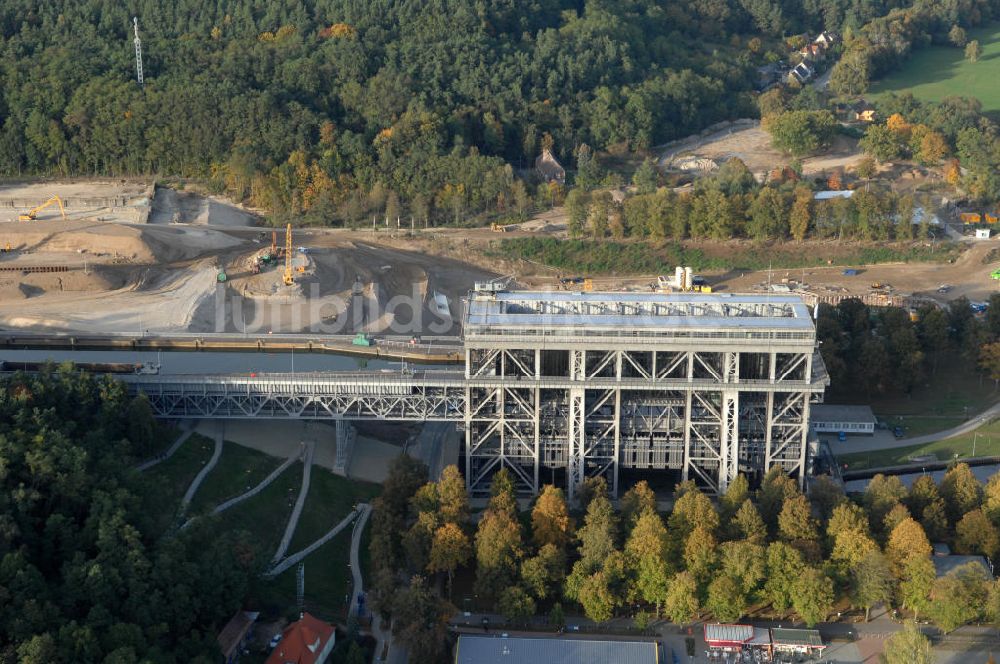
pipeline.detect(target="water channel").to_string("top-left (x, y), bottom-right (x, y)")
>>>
top-left (0, 348), bottom-right (445, 375)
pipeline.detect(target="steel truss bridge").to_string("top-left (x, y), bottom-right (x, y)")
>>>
top-left (120, 349), bottom-right (827, 500)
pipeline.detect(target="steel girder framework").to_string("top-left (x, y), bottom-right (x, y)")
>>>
top-left (118, 343), bottom-right (823, 500)
top-left (463, 346), bottom-right (824, 499)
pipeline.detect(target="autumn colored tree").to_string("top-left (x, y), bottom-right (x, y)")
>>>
top-left (980, 342), bottom-right (1000, 387)
top-left (437, 465), bottom-right (469, 526)
top-left (886, 518), bottom-right (932, 577)
top-left (940, 462), bottom-right (983, 523)
top-left (881, 621), bottom-right (933, 664)
top-left (663, 572), bottom-right (700, 624)
top-left (955, 509), bottom-right (1000, 559)
top-left (732, 500), bottom-right (767, 546)
top-left (531, 485), bottom-right (572, 549)
top-left (789, 185), bottom-right (813, 241)
top-left (620, 480), bottom-right (657, 528)
top-left (428, 522), bottom-right (471, 596)
top-left (684, 525), bottom-right (719, 588)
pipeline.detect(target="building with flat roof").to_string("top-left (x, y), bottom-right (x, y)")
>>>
top-left (810, 404), bottom-right (876, 436)
top-left (933, 555), bottom-right (994, 580)
top-left (770, 628), bottom-right (825, 654)
top-left (462, 288), bottom-right (828, 498)
top-left (454, 635), bottom-right (658, 664)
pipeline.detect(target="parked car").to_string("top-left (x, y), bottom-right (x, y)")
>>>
top-left (837, 431), bottom-right (847, 442)
top-left (269, 634), bottom-right (282, 649)
top-left (893, 426), bottom-right (905, 438)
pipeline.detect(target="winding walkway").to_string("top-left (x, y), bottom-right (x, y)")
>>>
top-left (348, 503), bottom-right (372, 618)
top-left (271, 440), bottom-right (315, 564)
top-left (180, 421), bottom-right (224, 510)
top-left (135, 421), bottom-right (193, 471)
top-left (267, 503), bottom-right (366, 578)
top-left (178, 448), bottom-right (301, 531)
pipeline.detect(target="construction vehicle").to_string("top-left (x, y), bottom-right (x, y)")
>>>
top-left (217, 269), bottom-right (227, 283)
top-left (19, 195), bottom-right (66, 221)
top-left (988, 214), bottom-right (999, 225)
top-left (961, 212), bottom-right (982, 224)
top-left (352, 333), bottom-right (373, 347)
top-left (491, 222), bottom-right (509, 232)
top-left (871, 282), bottom-right (883, 290)
top-left (991, 269), bottom-right (1000, 281)
top-left (283, 223), bottom-right (294, 286)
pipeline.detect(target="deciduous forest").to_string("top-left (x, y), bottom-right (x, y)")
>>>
top-left (0, 0), bottom-right (963, 225)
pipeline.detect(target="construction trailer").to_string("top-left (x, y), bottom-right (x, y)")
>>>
top-left (462, 289), bottom-right (828, 498)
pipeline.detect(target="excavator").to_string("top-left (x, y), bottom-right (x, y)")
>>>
top-left (19, 195), bottom-right (66, 221)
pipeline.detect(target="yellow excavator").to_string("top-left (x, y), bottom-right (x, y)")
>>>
top-left (19, 195), bottom-right (66, 221)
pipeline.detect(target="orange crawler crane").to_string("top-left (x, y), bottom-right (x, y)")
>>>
top-left (283, 223), bottom-right (294, 286)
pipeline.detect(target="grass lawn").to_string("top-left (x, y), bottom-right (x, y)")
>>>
top-left (837, 418), bottom-right (1000, 470)
top-left (260, 529), bottom-right (356, 621)
top-left (830, 351), bottom-right (999, 424)
top-left (216, 461), bottom-right (304, 556)
top-left (188, 443), bottom-right (285, 514)
top-left (141, 432), bottom-right (216, 530)
top-left (869, 24), bottom-right (1000, 113)
top-left (287, 468), bottom-right (381, 552)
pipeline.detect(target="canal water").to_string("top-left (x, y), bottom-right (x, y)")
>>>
top-left (844, 463), bottom-right (1000, 491)
top-left (0, 348), bottom-right (437, 375)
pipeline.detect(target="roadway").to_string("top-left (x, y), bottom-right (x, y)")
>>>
top-left (835, 402), bottom-right (1000, 455)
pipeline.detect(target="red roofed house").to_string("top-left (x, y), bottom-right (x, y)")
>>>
top-left (266, 613), bottom-right (336, 664)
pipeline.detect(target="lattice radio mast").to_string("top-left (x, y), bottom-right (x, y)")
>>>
top-left (133, 17), bottom-right (144, 86)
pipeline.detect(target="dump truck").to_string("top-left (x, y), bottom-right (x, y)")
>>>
top-left (961, 212), bottom-right (982, 224)
top-left (352, 333), bottom-right (373, 347)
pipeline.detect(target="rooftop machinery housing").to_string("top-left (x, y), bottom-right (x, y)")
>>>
top-left (462, 289), bottom-right (829, 498)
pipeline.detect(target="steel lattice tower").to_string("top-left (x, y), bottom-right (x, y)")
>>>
top-left (133, 17), bottom-right (144, 86)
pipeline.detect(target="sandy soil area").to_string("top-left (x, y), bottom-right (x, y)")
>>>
top-left (0, 261), bottom-right (219, 332)
top-left (149, 186), bottom-right (260, 227)
top-left (659, 120), bottom-right (865, 178)
top-left (0, 179), bottom-right (152, 224)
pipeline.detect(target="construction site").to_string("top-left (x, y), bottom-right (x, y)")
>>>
top-left (0, 179), bottom-right (998, 340)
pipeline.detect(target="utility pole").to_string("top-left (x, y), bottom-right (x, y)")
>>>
top-left (133, 17), bottom-right (144, 87)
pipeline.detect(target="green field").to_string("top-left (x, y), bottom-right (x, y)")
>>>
top-left (837, 418), bottom-right (1000, 470)
top-left (869, 24), bottom-right (1000, 113)
top-left (188, 443), bottom-right (285, 514)
top-left (141, 433), bottom-right (216, 531)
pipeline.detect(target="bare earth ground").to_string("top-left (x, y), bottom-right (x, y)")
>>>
top-left (0, 178), bottom-right (996, 336)
top-left (658, 120), bottom-right (865, 178)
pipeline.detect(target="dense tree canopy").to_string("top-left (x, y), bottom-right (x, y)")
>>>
top-left (0, 368), bottom-right (258, 662)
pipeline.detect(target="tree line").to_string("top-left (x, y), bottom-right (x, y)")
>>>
top-left (567, 155), bottom-right (935, 242)
top-left (4, 0), bottom-right (986, 226)
top-left (0, 368), bottom-right (263, 663)
top-left (818, 295), bottom-right (1000, 399)
top-left (369, 452), bottom-right (1000, 661)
